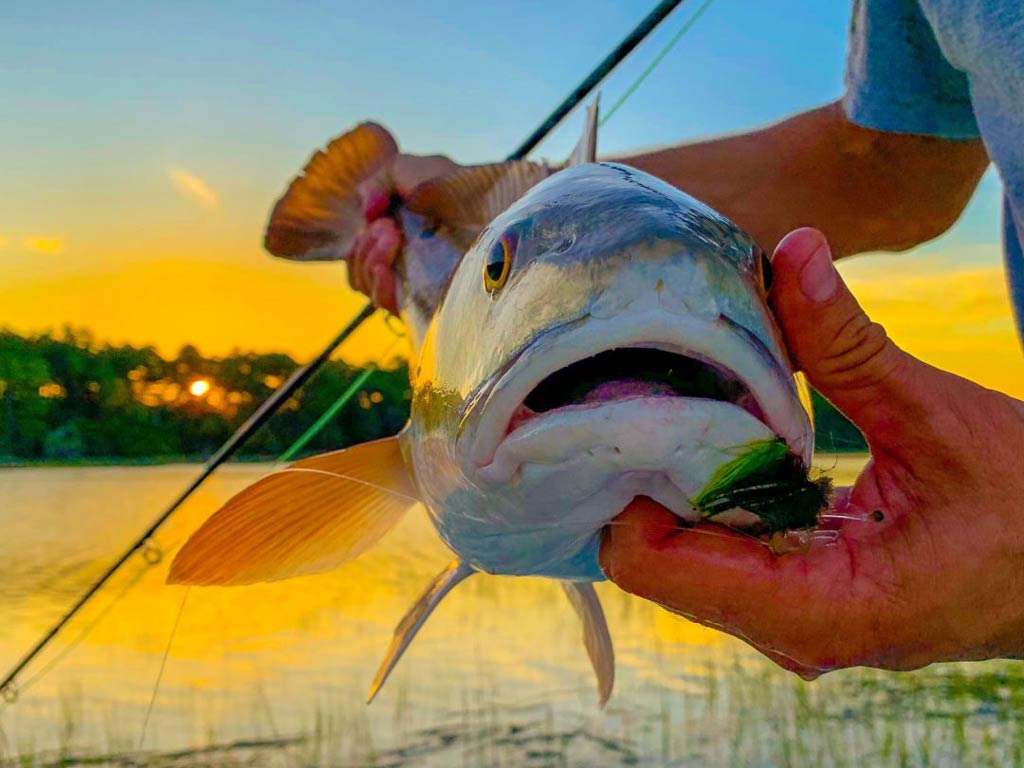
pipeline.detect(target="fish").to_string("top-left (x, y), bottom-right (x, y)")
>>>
top-left (168, 103), bottom-right (830, 706)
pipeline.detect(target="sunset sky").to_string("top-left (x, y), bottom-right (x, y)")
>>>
top-left (1, 1), bottom-right (1021, 398)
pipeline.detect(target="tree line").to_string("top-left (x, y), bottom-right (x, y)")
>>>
top-left (0, 328), bottom-right (410, 461)
top-left (0, 328), bottom-right (865, 462)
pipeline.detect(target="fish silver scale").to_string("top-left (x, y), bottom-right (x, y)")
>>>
top-left (400, 162), bottom-right (812, 580)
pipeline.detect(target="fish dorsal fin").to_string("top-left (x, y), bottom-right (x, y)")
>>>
top-left (367, 559), bottom-right (475, 702)
top-left (405, 160), bottom-right (551, 251)
top-left (264, 122), bottom-right (399, 262)
top-left (565, 97), bottom-right (599, 167)
top-left (561, 580), bottom-right (615, 706)
top-left (167, 436), bottom-right (418, 586)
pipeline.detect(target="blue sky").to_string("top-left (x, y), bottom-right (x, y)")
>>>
top-left (0, 0), bottom-right (1001, 249)
top-left (1, 0), bottom-right (1017, 396)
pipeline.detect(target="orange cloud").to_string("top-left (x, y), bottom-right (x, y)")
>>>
top-left (22, 236), bottom-right (65, 254)
top-left (167, 167), bottom-right (219, 209)
top-left (841, 261), bottom-right (1023, 398)
top-left (845, 265), bottom-right (1009, 329)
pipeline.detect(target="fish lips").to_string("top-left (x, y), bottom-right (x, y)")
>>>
top-left (458, 309), bottom-right (813, 480)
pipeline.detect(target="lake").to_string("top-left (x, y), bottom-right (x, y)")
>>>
top-left (1, 457), bottom-right (1022, 767)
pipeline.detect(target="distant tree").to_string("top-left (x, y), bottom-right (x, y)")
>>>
top-left (0, 329), bottom-right (864, 461)
top-left (0, 329), bottom-right (412, 461)
top-left (43, 422), bottom-right (85, 459)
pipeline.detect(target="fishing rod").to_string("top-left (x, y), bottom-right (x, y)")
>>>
top-left (508, 0), bottom-right (685, 160)
top-left (0, 0), bottom-right (689, 703)
top-left (0, 305), bottom-right (373, 700)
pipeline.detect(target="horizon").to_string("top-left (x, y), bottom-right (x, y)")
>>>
top-left (2, 1), bottom-right (1021, 399)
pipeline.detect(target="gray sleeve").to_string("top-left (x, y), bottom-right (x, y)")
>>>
top-left (843, 0), bottom-right (980, 139)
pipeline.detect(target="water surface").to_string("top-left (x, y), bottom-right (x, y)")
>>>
top-left (1, 458), bottom-right (1022, 766)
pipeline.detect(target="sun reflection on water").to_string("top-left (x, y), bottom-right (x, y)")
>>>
top-left (2, 455), bottom-right (1023, 766)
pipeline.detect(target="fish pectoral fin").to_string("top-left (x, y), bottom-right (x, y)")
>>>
top-left (564, 96), bottom-right (599, 167)
top-left (406, 161), bottom-right (552, 252)
top-left (168, 436), bottom-right (418, 586)
top-left (560, 580), bottom-right (615, 707)
top-left (367, 559), bottom-right (475, 703)
top-left (264, 122), bottom-right (399, 262)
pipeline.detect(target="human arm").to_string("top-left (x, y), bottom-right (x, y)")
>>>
top-left (346, 103), bottom-right (987, 309)
top-left (599, 227), bottom-right (1024, 677)
top-left (618, 101), bottom-right (989, 257)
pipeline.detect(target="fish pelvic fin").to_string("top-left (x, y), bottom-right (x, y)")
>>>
top-left (560, 580), bottom-right (615, 707)
top-left (367, 559), bottom-right (475, 703)
top-left (564, 96), bottom-right (599, 167)
top-left (406, 160), bottom-right (552, 252)
top-left (264, 122), bottom-right (399, 261)
top-left (168, 436), bottom-right (418, 586)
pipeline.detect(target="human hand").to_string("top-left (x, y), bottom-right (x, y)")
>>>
top-left (600, 227), bottom-right (1024, 678)
top-left (348, 154), bottom-right (460, 312)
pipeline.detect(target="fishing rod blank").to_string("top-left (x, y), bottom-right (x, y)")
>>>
top-left (507, 0), bottom-right (685, 160)
top-left (0, 0), bottom-right (690, 702)
top-left (0, 304), bottom-right (374, 700)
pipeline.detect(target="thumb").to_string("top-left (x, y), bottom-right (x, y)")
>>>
top-left (769, 228), bottom-right (924, 442)
top-left (599, 497), bottom-right (853, 677)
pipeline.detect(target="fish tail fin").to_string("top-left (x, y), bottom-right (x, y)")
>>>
top-left (264, 122), bottom-right (399, 262)
top-left (367, 559), bottom-right (475, 703)
top-left (564, 96), bottom-right (600, 167)
top-left (561, 580), bottom-right (615, 707)
top-left (167, 435), bottom-right (418, 586)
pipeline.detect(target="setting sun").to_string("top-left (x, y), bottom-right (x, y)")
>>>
top-left (188, 379), bottom-right (211, 397)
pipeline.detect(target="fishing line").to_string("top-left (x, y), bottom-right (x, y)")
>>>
top-left (0, 304), bottom-right (374, 700)
top-left (12, 565), bottom-right (152, 702)
top-left (600, 0), bottom-right (718, 126)
top-left (138, 587), bottom-right (191, 751)
top-left (277, 334), bottom-right (405, 463)
top-left (2, 0), bottom-right (709, 701)
top-left (507, 0), bottom-right (688, 160)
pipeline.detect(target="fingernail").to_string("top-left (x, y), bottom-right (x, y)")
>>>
top-left (799, 240), bottom-right (838, 302)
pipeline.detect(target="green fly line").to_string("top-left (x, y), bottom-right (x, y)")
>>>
top-left (1, 0), bottom-right (721, 723)
top-left (126, 3), bottom-right (724, 731)
top-left (274, 0), bottom-right (722, 464)
top-left (276, 334), bottom-right (405, 463)
top-left (601, 0), bottom-right (718, 126)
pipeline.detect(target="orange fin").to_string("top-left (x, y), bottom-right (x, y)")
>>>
top-left (168, 436), bottom-right (417, 586)
top-left (367, 559), bottom-right (474, 703)
top-left (561, 580), bottom-right (615, 706)
top-left (406, 161), bottom-right (551, 251)
top-left (264, 122), bottom-right (399, 261)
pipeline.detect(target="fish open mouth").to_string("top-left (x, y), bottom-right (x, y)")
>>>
top-left (462, 311), bottom-right (813, 473)
top-left (512, 347), bottom-right (765, 432)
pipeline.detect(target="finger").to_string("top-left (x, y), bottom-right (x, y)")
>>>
top-left (357, 176), bottom-right (392, 221)
top-left (769, 228), bottom-right (927, 441)
top-left (347, 230), bottom-right (369, 295)
top-left (359, 220), bottom-right (397, 287)
top-left (358, 224), bottom-right (385, 293)
top-left (371, 263), bottom-right (398, 314)
top-left (599, 497), bottom-right (859, 670)
top-left (371, 222), bottom-right (402, 313)
top-left (372, 217), bottom-right (402, 268)
top-left (360, 220), bottom-right (403, 311)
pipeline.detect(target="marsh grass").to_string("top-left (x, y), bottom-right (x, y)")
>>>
top-left (5, 659), bottom-right (1024, 767)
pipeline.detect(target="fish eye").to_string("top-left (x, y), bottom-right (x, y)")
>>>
top-left (483, 235), bottom-right (514, 293)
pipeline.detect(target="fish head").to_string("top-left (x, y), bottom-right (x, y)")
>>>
top-left (410, 162), bottom-right (815, 578)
